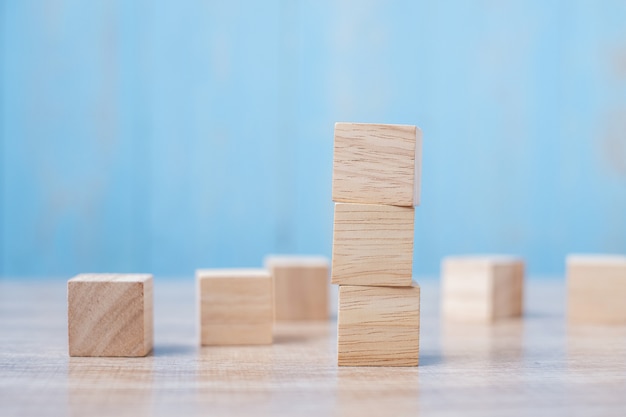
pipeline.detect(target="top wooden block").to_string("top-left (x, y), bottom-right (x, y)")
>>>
top-left (332, 123), bottom-right (422, 207)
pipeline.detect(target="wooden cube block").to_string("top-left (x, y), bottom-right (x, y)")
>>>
top-left (567, 255), bottom-right (626, 324)
top-left (68, 274), bottom-right (153, 357)
top-left (338, 284), bottom-right (420, 366)
top-left (441, 256), bottom-right (524, 322)
top-left (197, 269), bottom-right (273, 345)
top-left (264, 255), bottom-right (329, 321)
top-left (331, 202), bottom-right (414, 287)
top-left (332, 122), bottom-right (422, 207)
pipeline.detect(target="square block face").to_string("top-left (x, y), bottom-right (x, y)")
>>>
top-left (332, 122), bottom-right (422, 207)
top-left (332, 203), bottom-right (414, 287)
top-left (338, 284), bottom-right (420, 366)
top-left (264, 256), bottom-right (329, 321)
top-left (441, 256), bottom-right (524, 322)
top-left (567, 255), bottom-right (626, 324)
top-left (68, 274), bottom-right (153, 357)
top-left (197, 269), bottom-right (273, 345)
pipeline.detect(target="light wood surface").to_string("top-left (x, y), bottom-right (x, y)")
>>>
top-left (196, 269), bottom-right (273, 345)
top-left (264, 255), bottom-right (330, 321)
top-left (338, 284), bottom-right (420, 367)
top-left (67, 274), bottom-right (153, 357)
top-left (567, 254), bottom-right (626, 324)
top-left (331, 203), bottom-right (414, 287)
top-left (332, 122), bottom-right (422, 207)
top-left (441, 256), bottom-right (524, 322)
top-left (2, 278), bottom-right (626, 417)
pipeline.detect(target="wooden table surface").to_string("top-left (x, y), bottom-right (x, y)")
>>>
top-left (1, 278), bottom-right (625, 417)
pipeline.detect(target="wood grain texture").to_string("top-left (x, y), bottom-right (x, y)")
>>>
top-left (264, 255), bottom-right (329, 321)
top-left (338, 284), bottom-right (420, 367)
top-left (441, 256), bottom-right (524, 322)
top-left (197, 269), bottom-right (273, 345)
top-left (567, 254), bottom-right (626, 324)
top-left (332, 122), bottom-right (422, 207)
top-left (331, 203), bottom-right (414, 287)
top-left (2, 279), bottom-right (626, 417)
top-left (67, 274), bottom-right (153, 357)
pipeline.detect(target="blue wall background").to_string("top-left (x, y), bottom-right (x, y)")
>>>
top-left (1, 1), bottom-right (626, 278)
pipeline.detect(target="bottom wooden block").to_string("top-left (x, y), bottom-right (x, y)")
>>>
top-left (567, 254), bottom-right (626, 324)
top-left (337, 284), bottom-right (420, 367)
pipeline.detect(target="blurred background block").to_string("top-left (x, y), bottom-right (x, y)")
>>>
top-left (1, 1), bottom-right (626, 278)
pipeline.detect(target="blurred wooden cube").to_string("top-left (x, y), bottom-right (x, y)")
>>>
top-left (441, 256), bottom-right (524, 322)
top-left (197, 269), bottom-right (273, 345)
top-left (338, 284), bottom-right (420, 366)
top-left (332, 122), bottom-right (422, 207)
top-left (68, 274), bottom-right (153, 357)
top-left (332, 202), bottom-right (414, 287)
top-left (567, 255), bottom-right (626, 324)
top-left (264, 255), bottom-right (329, 321)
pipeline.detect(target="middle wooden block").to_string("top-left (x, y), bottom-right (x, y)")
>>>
top-left (331, 202), bottom-right (415, 287)
top-left (197, 269), bottom-right (273, 345)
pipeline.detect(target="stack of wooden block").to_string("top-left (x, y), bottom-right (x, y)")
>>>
top-left (331, 122), bottom-right (422, 367)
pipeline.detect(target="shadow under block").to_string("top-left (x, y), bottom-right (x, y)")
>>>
top-left (67, 274), bottom-right (154, 357)
top-left (264, 255), bottom-right (329, 321)
top-left (332, 122), bottom-right (422, 207)
top-left (337, 284), bottom-right (420, 367)
top-left (197, 269), bottom-right (273, 345)
top-left (331, 202), bottom-right (414, 287)
top-left (567, 255), bottom-right (626, 324)
top-left (441, 256), bottom-right (524, 322)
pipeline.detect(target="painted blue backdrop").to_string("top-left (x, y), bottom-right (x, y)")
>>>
top-left (1, 1), bottom-right (626, 278)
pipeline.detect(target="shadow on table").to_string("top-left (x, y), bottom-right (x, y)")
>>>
top-left (152, 343), bottom-right (196, 356)
top-left (419, 353), bottom-right (443, 366)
